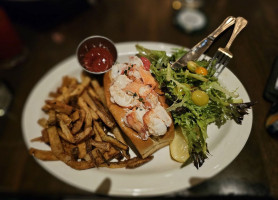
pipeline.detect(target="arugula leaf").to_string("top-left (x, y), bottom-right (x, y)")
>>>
top-left (136, 45), bottom-right (253, 168)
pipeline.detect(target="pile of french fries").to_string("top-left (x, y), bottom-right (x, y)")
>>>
top-left (29, 72), bottom-right (153, 170)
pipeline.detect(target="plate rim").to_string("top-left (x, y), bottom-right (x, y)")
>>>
top-left (21, 41), bottom-right (253, 197)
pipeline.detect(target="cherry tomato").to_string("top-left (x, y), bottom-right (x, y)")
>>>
top-left (187, 61), bottom-right (198, 72)
top-left (195, 66), bottom-right (208, 76)
top-left (192, 90), bottom-right (209, 106)
top-left (140, 56), bottom-right (151, 71)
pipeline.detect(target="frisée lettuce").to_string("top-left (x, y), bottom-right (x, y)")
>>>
top-left (136, 44), bottom-right (253, 168)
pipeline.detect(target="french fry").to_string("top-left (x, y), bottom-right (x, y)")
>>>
top-left (69, 75), bottom-right (90, 99)
top-left (87, 107), bottom-right (98, 122)
top-left (31, 129), bottom-right (50, 143)
top-left (99, 161), bottom-right (127, 168)
top-left (91, 79), bottom-right (106, 105)
top-left (81, 73), bottom-right (92, 85)
top-left (92, 96), bottom-right (115, 127)
top-left (59, 123), bottom-right (93, 144)
top-left (59, 120), bottom-right (75, 143)
top-left (70, 110), bottom-right (80, 122)
top-left (61, 139), bottom-right (77, 156)
top-left (57, 127), bottom-right (68, 142)
top-left (71, 146), bottom-right (79, 160)
top-left (47, 126), bottom-right (64, 156)
top-left (111, 126), bottom-right (130, 159)
top-left (84, 139), bottom-right (96, 164)
top-left (31, 128), bottom-right (50, 143)
top-left (29, 148), bottom-right (58, 161)
top-left (114, 152), bottom-right (124, 161)
top-left (55, 86), bottom-right (70, 102)
top-left (81, 91), bottom-right (98, 111)
top-left (65, 158), bottom-right (95, 170)
top-left (60, 155), bottom-right (94, 170)
top-left (49, 91), bottom-right (60, 98)
top-left (103, 146), bottom-right (121, 161)
top-left (45, 100), bottom-right (73, 115)
top-left (85, 138), bottom-right (93, 152)
top-left (90, 140), bottom-right (111, 151)
top-left (74, 127), bottom-right (94, 143)
top-left (77, 142), bottom-right (87, 159)
top-left (37, 118), bottom-right (48, 128)
top-left (90, 148), bottom-right (105, 166)
top-left (71, 109), bottom-right (85, 134)
top-left (41, 128), bottom-right (50, 143)
top-left (56, 113), bottom-right (72, 126)
top-left (88, 87), bottom-right (101, 102)
top-left (99, 156), bottom-right (154, 169)
top-left (67, 76), bottom-right (78, 87)
top-left (47, 110), bottom-right (56, 126)
top-left (30, 136), bottom-right (44, 142)
top-left (126, 156), bottom-right (154, 169)
top-left (84, 153), bottom-right (93, 162)
top-left (99, 157), bottom-right (135, 168)
top-left (93, 125), bottom-right (102, 142)
top-left (94, 121), bottom-right (128, 150)
top-left (60, 76), bottom-right (78, 89)
top-left (42, 104), bottom-right (51, 113)
top-left (88, 143), bottom-right (120, 165)
top-left (82, 91), bottom-right (115, 128)
top-left (57, 78), bottom-right (78, 103)
top-left (111, 126), bottom-right (127, 144)
top-left (77, 97), bottom-right (98, 121)
top-left (84, 110), bottom-right (93, 129)
top-left (96, 149), bottom-right (110, 166)
top-left (103, 135), bottom-right (128, 151)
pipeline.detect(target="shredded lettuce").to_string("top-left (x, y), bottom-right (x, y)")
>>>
top-left (136, 44), bottom-right (253, 168)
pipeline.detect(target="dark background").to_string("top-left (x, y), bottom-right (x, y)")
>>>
top-left (0, 0), bottom-right (277, 199)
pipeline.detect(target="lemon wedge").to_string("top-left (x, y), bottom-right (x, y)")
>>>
top-left (170, 126), bottom-right (190, 163)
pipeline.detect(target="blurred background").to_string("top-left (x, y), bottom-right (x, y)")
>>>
top-left (0, 0), bottom-right (277, 199)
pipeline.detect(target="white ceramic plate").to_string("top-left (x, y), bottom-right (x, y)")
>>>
top-left (22, 42), bottom-right (253, 197)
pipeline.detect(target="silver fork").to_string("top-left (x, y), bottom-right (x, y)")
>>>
top-left (171, 16), bottom-right (236, 70)
top-left (208, 17), bottom-right (248, 77)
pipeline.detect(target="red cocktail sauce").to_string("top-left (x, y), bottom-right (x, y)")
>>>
top-left (83, 47), bottom-right (114, 73)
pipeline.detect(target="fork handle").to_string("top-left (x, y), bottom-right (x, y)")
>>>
top-left (226, 17), bottom-right (248, 49)
top-left (209, 16), bottom-right (236, 39)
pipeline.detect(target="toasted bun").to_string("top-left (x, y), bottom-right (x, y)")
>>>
top-left (103, 70), bottom-right (174, 159)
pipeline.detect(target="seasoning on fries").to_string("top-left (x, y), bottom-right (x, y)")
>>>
top-left (29, 73), bottom-right (153, 170)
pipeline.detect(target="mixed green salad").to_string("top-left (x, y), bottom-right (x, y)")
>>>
top-left (136, 44), bottom-right (253, 168)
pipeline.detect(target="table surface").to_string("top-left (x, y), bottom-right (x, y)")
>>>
top-left (0, 0), bottom-right (277, 199)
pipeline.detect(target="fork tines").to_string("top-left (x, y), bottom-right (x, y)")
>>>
top-left (208, 47), bottom-right (233, 77)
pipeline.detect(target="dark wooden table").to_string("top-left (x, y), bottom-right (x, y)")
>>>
top-left (0, 0), bottom-right (277, 199)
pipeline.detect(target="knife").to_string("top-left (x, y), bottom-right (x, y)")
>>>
top-left (171, 16), bottom-right (236, 70)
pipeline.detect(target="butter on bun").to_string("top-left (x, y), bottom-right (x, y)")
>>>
top-left (103, 56), bottom-right (174, 159)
